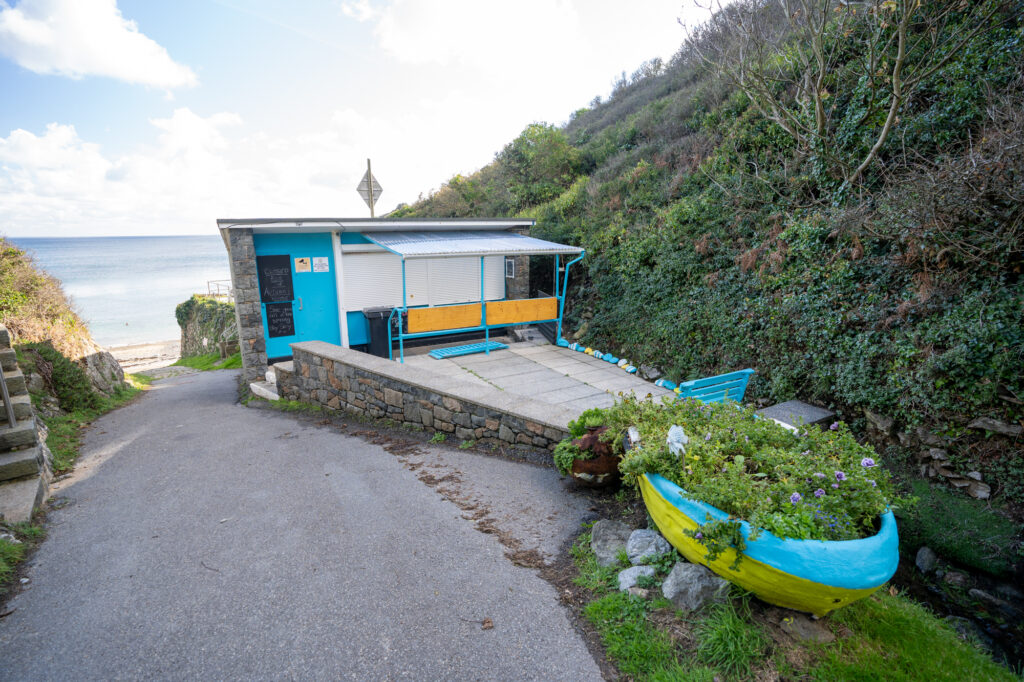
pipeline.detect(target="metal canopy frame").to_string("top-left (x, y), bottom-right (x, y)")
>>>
top-left (370, 232), bottom-right (585, 362)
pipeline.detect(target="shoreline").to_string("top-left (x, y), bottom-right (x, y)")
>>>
top-left (108, 339), bottom-right (181, 373)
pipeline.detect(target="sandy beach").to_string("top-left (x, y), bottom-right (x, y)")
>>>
top-left (109, 339), bottom-right (180, 373)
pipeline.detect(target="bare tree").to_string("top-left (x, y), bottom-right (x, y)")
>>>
top-left (684, 0), bottom-right (1005, 189)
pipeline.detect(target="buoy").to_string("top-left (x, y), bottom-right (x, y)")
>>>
top-left (655, 379), bottom-right (677, 390)
top-left (617, 359), bottom-right (629, 368)
top-left (604, 355), bottom-right (619, 363)
top-left (585, 348), bottom-right (594, 355)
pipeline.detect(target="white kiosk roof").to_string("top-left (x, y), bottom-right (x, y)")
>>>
top-left (363, 230), bottom-right (584, 259)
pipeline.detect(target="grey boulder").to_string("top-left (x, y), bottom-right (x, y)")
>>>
top-left (661, 562), bottom-right (729, 612)
top-left (915, 546), bottom-right (938, 574)
top-left (617, 566), bottom-right (656, 592)
top-left (626, 529), bottom-right (672, 565)
top-left (590, 519), bottom-right (632, 567)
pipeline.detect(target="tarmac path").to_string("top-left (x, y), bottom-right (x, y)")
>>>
top-left (0, 370), bottom-right (602, 680)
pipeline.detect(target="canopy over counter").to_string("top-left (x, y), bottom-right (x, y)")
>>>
top-left (363, 230), bottom-right (583, 259)
top-left (366, 230), bottom-right (584, 362)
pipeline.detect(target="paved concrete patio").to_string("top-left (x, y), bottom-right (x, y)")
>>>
top-left (403, 339), bottom-right (672, 413)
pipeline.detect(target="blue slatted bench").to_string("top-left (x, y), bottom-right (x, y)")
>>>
top-left (676, 368), bottom-right (755, 404)
top-left (428, 341), bottom-right (509, 360)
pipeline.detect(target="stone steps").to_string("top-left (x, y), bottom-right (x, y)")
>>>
top-left (1, 367), bottom-right (28, 397)
top-left (0, 473), bottom-right (47, 524)
top-left (250, 381), bottom-right (279, 401)
top-left (1, 393), bottom-right (33, 421)
top-left (0, 418), bottom-right (38, 451)
top-left (0, 347), bottom-right (16, 371)
top-left (0, 444), bottom-right (42, 482)
top-left (0, 326), bottom-right (9, 350)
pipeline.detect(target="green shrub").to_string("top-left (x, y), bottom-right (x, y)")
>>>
top-left (553, 439), bottom-right (588, 476)
top-left (18, 342), bottom-right (99, 412)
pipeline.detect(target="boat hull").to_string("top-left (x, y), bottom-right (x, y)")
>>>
top-left (639, 473), bottom-right (899, 616)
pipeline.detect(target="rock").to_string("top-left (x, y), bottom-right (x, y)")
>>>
top-left (945, 616), bottom-right (996, 654)
top-left (966, 471), bottom-right (983, 481)
top-left (626, 529), bottom-right (672, 565)
top-left (948, 477), bottom-right (971, 489)
top-left (639, 365), bottom-right (662, 381)
top-left (943, 571), bottom-right (969, 587)
top-left (916, 426), bottom-right (946, 447)
top-left (897, 431), bottom-right (919, 448)
top-left (590, 520), bottom-right (632, 567)
top-left (927, 448), bottom-right (949, 461)
top-left (661, 562), bottom-right (729, 612)
top-left (779, 612), bottom-right (835, 644)
top-left (627, 586), bottom-right (652, 599)
top-left (967, 417), bottom-right (1022, 438)
top-left (966, 481), bottom-right (991, 499)
top-left (0, 532), bottom-right (21, 544)
top-left (78, 344), bottom-right (126, 396)
top-left (915, 546), bottom-right (938, 574)
top-left (617, 565), bottom-right (656, 592)
top-left (864, 409), bottom-right (895, 436)
top-left (995, 583), bottom-right (1023, 601)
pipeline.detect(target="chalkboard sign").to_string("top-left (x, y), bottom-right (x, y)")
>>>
top-left (265, 302), bottom-right (295, 338)
top-left (257, 255), bottom-right (293, 303)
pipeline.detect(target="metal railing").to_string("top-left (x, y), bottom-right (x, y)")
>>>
top-left (205, 279), bottom-right (234, 301)
top-left (1, 367), bottom-right (15, 429)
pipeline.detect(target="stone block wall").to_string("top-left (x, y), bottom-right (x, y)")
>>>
top-left (506, 226), bottom-right (530, 301)
top-left (226, 228), bottom-right (267, 383)
top-left (276, 341), bottom-right (573, 450)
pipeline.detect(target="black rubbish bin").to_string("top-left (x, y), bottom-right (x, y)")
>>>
top-left (363, 306), bottom-right (396, 358)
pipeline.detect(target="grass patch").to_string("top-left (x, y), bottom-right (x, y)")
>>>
top-left (42, 375), bottom-right (144, 474)
top-left (0, 521), bottom-right (46, 589)
top-left (809, 590), bottom-right (1018, 681)
top-left (896, 478), bottom-right (1020, 576)
top-left (261, 399), bottom-right (322, 413)
top-left (429, 432), bottom-right (446, 444)
top-left (569, 527), bottom-right (1016, 681)
top-left (695, 599), bottom-right (768, 678)
top-left (172, 351), bottom-right (242, 371)
top-left (584, 593), bottom-right (681, 678)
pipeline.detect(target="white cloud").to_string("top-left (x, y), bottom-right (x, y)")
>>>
top-left (0, 0), bottom-right (197, 88)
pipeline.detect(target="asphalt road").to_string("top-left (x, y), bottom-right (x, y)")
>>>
top-left (0, 370), bottom-right (602, 680)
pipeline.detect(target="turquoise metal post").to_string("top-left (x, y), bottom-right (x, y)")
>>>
top-left (557, 252), bottom-right (585, 344)
top-left (554, 254), bottom-right (560, 311)
top-left (400, 258), bottom-right (407, 363)
top-left (480, 256), bottom-right (489, 354)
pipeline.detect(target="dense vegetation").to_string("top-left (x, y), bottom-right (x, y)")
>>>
top-left (0, 237), bottom-right (93, 361)
top-left (394, 3), bottom-right (1023, 512)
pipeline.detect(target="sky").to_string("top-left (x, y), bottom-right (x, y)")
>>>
top-left (0, 0), bottom-right (715, 237)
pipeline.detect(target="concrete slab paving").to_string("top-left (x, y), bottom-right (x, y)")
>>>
top-left (0, 371), bottom-right (602, 681)
top-left (398, 338), bottom-right (670, 415)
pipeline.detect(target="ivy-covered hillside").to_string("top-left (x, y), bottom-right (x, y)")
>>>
top-left (394, 2), bottom-right (1022, 506)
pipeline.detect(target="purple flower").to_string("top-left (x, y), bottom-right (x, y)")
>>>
top-left (802, 450), bottom-right (811, 456)
top-left (704, 433), bottom-right (712, 441)
top-left (835, 471), bottom-right (847, 482)
top-left (814, 488), bottom-right (826, 498)
top-left (694, 532), bottom-right (703, 540)
top-left (813, 472), bottom-right (825, 479)
top-left (831, 483), bottom-right (840, 489)
top-left (867, 479), bottom-right (877, 487)
top-left (744, 436), bottom-right (749, 443)
top-left (830, 422), bottom-right (839, 431)
top-left (790, 492), bottom-right (802, 504)
top-left (861, 457), bottom-right (876, 468)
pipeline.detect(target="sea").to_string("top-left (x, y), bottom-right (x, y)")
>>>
top-left (7, 236), bottom-right (231, 348)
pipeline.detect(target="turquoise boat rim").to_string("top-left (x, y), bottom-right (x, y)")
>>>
top-left (644, 473), bottom-right (899, 591)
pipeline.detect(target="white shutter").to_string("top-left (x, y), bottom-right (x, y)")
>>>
top-left (343, 253), bottom-right (429, 309)
top-left (484, 255), bottom-right (505, 300)
top-left (427, 257), bottom-right (479, 305)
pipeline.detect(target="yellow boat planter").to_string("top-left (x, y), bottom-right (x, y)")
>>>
top-left (639, 472), bottom-right (899, 617)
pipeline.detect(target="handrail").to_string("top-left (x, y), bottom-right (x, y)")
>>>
top-left (0, 366), bottom-right (16, 429)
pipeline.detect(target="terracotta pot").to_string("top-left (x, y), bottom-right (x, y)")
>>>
top-left (570, 453), bottom-right (621, 489)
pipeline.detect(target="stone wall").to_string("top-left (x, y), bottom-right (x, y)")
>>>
top-left (276, 341), bottom-right (574, 450)
top-left (506, 226), bottom-right (530, 300)
top-left (226, 228), bottom-right (266, 383)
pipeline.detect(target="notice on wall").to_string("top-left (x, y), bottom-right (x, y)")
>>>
top-left (256, 254), bottom-right (293, 303)
top-left (295, 256), bottom-right (311, 273)
top-left (313, 256), bottom-right (329, 273)
top-left (265, 301), bottom-right (295, 338)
